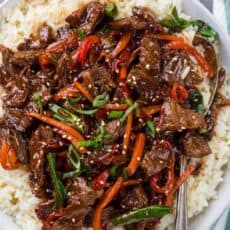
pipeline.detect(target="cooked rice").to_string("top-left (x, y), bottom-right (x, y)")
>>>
top-left (0, 0), bottom-right (229, 230)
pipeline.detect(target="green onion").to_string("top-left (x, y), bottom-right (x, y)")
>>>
top-left (188, 91), bottom-right (205, 114)
top-left (49, 104), bottom-right (83, 132)
top-left (93, 92), bottom-right (109, 107)
top-left (109, 165), bottom-right (119, 178)
top-left (76, 27), bottom-right (87, 39)
top-left (70, 107), bottom-right (98, 115)
top-left (104, 3), bottom-right (118, 19)
top-left (63, 145), bottom-right (88, 179)
top-left (47, 153), bottom-right (67, 209)
top-left (32, 92), bottom-right (43, 113)
top-left (77, 125), bottom-right (109, 148)
top-left (121, 168), bottom-right (128, 179)
top-left (108, 111), bottom-right (124, 119)
top-left (146, 120), bottom-right (156, 139)
top-left (120, 102), bottom-right (139, 124)
top-left (161, 7), bottom-right (218, 42)
top-left (114, 205), bottom-right (172, 226)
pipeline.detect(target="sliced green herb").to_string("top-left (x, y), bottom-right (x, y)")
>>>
top-left (77, 125), bottom-right (109, 148)
top-left (114, 205), bottom-right (171, 226)
top-left (120, 102), bottom-right (139, 124)
top-left (49, 104), bottom-right (83, 132)
top-left (47, 153), bottom-right (67, 208)
top-left (93, 92), bottom-right (109, 107)
top-left (70, 107), bottom-right (98, 115)
top-left (104, 2), bottom-right (118, 19)
top-left (108, 111), bottom-right (124, 119)
top-left (146, 120), bottom-right (156, 139)
top-left (188, 91), bottom-right (205, 115)
top-left (76, 27), bottom-right (87, 39)
top-left (121, 168), bottom-right (128, 179)
top-left (109, 165), bottom-right (119, 178)
top-left (161, 7), bottom-right (218, 42)
top-left (32, 92), bottom-right (43, 113)
top-left (63, 145), bottom-right (88, 179)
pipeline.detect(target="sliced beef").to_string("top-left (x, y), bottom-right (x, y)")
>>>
top-left (127, 66), bottom-right (158, 104)
top-left (0, 128), bottom-right (28, 164)
top-left (66, 2), bottom-right (104, 35)
top-left (80, 65), bottom-right (116, 97)
top-left (141, 140), bottom-right (172, 176)
top-left (3, 68), bottom-right (30, 108)
top-left (0, 108), bottom-right (32, 132)
top-left (35, 200), bottom-right (55, 222)
top-left (29, 125), bottom-right (57, 197)
top-left (119, 186), bottom-right (148, 211)
top-left (50, 177), bottom-right (102, 230)
top-left (162, 50), bottom-right (202, 88)
top-left (157, 101), bottom-right (206, 132)
top-left (139, 35), bottom-right (161, 75)
top-left (104, 120), bottom-right (124, 144)
top-left (17, 23), bottom-right (53, 51)
top-left (182, 132), bottom-right (211, 157)
top-left (56, 24), bottom-right (73, 40)
top-left (10, 50), bottom-right (43, 67)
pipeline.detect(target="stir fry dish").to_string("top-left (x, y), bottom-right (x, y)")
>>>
top-left (0, 2), bottom-right (229, 229)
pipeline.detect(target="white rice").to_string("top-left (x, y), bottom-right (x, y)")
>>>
top-left (0, 1), bottom-right (229, 230)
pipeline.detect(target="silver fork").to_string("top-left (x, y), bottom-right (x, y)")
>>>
top-left (174, 155), bottom-right (188, 230)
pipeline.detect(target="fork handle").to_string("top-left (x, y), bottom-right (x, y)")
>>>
top-left (174, 155), bottom-right (188, 230)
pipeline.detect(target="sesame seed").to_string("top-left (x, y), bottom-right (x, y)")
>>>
top-left (137, 157), bottom-right (141, 161)
top-left (72, 218), bottom-right (76, 223)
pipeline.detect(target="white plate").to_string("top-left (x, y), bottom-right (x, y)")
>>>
top-left (0, 0), bottom-right (229, 229)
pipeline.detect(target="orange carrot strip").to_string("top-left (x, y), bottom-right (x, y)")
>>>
top-left (171, 83), bottom-right (189, 103)
top-left (93, 177), bottom-right (124, 230)
top-left (165, 165), bottom-right (196, 207)
top-left (109, 32), bottom-right (132, 59)
top-left (122, 113), bottom-right (133, 155)
top-left (54, 85), bottom-right (80, 102)
top-left (167, 40), bottom-right (214, 77)
top-left (102, 104), bottom-right (129, 111)
top-left (141, 105), bottom-right (161, 116)
top-left (154, 34), bottom-right (184, 42)
top-left (119, 65), bottom-right (128, 81)
top-left (122, 179), bottom-right (141, 187)
top-left (126, 133), bottom-right (146, 177)
top-left (26, 112), bottom-right (86, 154)
top-left (0, 140), bottom-right (9, 169)
top-left (73, 82), bottom-right (93, 103)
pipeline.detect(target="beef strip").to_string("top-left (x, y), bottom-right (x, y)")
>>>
top-left (18, 23), bottom-right (53, 51)
top-left (157, 101), bottom-right (206, 132)
top-left (50, 177), bottom-right (102, 230)
top-left (182, 132), bottom-right (211, 157)
top-left (80, 65), bottom-right (116, 97)
top-left (0, 128), bottom-right (29, 164)
top-left (141, 140), bottom-right (172, 176)
top-left (29, 125), bottom-right (58, 197)
top-left (162, 50), bottom-right (202, 88)
top-left (104, 120), bottom-right (124, 144)
top-left (66, 2), bottom-right (104, 35)
top-left (10, 50), bottom-right (43, 67)
top-left (119, 186), bottom-right (148, 211)
top-left (0, 108), bottom-right (32, 132)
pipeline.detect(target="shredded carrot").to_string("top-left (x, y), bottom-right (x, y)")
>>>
top-left (154, 34), bottom-right (184, 42)
top-left (126, 133), bottom-right (146, 177)
top-left (167, 40), bottom-right (214, 78)
top-left (102, 103), bottom-right (129, 111)
top-left (54, 85), bottom-right (80, 102)
top-left (119, 65), bottom-right (128, 81)
top-left (122, 113), bottom-right (133, 155)
top-left (26, 112), bottom-right (86, 154)
top-left (93, 177), bottom-right (124, 230)
top-left (39, 54), bottom-right (50, 67)
top-left (109, 32), bottom-right (132, 59)
top-left (141, 105), bottom-right (161, 116)
top-left (165, 165), bottom-right (196, 207)
top-left (73, 82), bottom-right (93, 103)
top-left (122, 179), bottom-right (141, 187)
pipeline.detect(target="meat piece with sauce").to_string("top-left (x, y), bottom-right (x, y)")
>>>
top-left (157, 101), bottom-right (206, 132)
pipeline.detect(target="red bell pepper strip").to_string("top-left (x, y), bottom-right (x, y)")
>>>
top-left (92, 169), bottom-right (110, 190)
top-left (171, 83), bottom-right (189, 103)
top-left (72, 35), bottom-right (100, 65)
